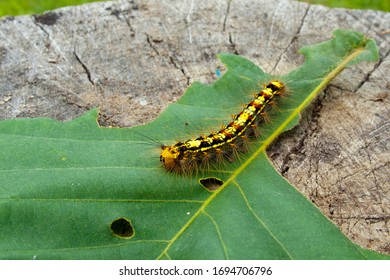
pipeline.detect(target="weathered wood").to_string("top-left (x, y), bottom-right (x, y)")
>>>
top-left (0, 0), bottom-right (389, 254)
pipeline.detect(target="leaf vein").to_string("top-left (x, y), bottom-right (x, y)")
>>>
top-left (233, 180), bottom-right (293, 259)
top-left (203, 209), bottom-right (229, 259)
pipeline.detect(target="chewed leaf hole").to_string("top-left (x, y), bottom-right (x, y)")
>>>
top-left (200, 177), bottom-right (224, 191)
top-left (110, 217), bottom-right (134, 238)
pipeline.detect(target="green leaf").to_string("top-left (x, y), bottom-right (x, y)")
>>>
top-left (0, 29), bottom-right (387, 259)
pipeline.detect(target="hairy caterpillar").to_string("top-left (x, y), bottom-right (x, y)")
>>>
top-left (160, 81), bottom-right (285, 174)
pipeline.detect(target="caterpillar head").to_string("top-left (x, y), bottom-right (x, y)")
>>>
top-left (160, 146), bottom-right (181, 172)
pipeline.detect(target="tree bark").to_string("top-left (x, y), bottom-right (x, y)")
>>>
top-left (0, 0), bottom-right (389, 254)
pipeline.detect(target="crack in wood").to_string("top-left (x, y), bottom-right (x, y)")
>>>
top-left (222, 0), bottom-right (232, 32)
top-left (73, 50), bottom-right (94, 85)
top-left (146, 33), bottom-right (190, 85)
top-left (271, 5), bottom-right (310, 73)
top-left (228, 32), bottom-right (239, 55)
top-left (355, 48), bottom-right (389, 93)
top-left (276, 89), bottom-right (327, 177)
top-left (169, 55), bottom-right (191, 86)
top-left (32, 16), bottom-right (50, 36)
top-left (145, 33), bottom-right (160, 56)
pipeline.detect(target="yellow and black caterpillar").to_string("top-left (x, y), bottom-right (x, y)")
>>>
top-left (160, 81), bottom-right (285, 174)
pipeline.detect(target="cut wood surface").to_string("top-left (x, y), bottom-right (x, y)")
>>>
top-left (0, 0), bottom-right (389, 255)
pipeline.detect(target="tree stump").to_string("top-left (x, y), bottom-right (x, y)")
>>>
top-left (0, 0), bottom-right (389, 254)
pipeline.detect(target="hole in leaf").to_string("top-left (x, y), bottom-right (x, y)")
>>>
top-left (200, 177), bottom-right (224, 191)
top-left (110, 217), bottom-right (134, 238)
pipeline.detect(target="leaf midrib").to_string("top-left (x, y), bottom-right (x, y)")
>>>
top-left (155, 45), bottom-right (368, 260)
